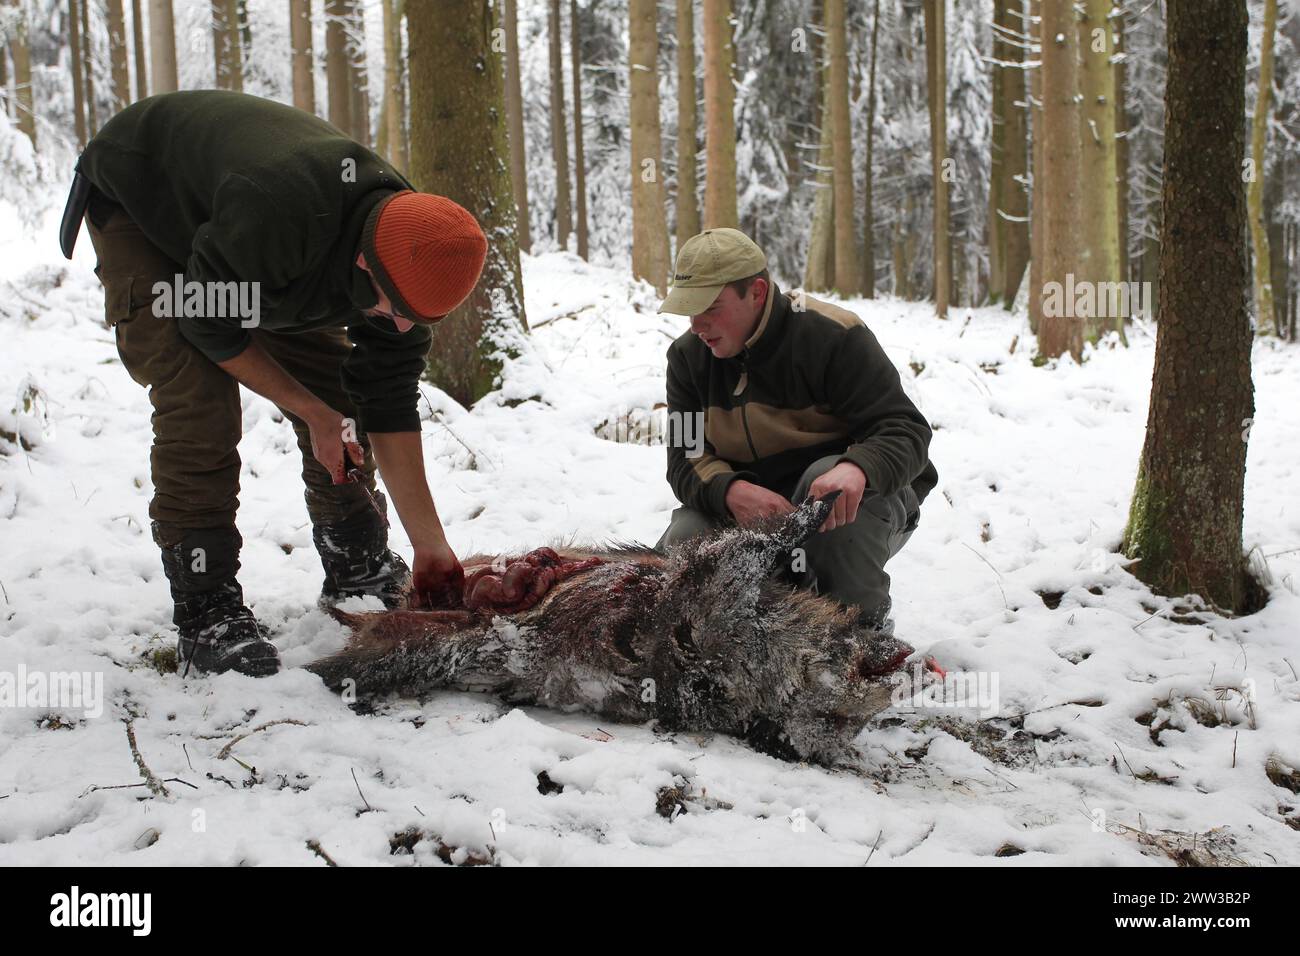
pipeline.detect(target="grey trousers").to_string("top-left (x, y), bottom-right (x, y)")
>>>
top-left (655, 455), bottom-right (920, 616)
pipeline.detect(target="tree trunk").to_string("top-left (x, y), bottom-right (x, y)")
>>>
top-left (629, 0), bottom-right (670, 293)
top-left (804, 44), bottom-right (834, 293)
top-left (503, 0), bottom-right (531, 253)
top-left (105, 0), bottom-right (130, 112)
top-left (408, 0), bottom-right (529, 406)
top-left (702, 0), bottom-right (737, 228)
top-left (1028, 0), bottom-right (1042, 332)
top-left (1078, 0), bottom-right (1121, 341)
top-left (148, 0), bottom-right (177, 94)
top-left (348, 0), bottom-right (370, 145)
top-left (675, 0), bottom-right (700, 253)
top-left (1038, 0), bottom-right (1083, 359)
top-left (1267, 145), bottom-right (1287, 338)
top-left (5, 0), bottom-right (36, 146)
top-left (290, 0), bottom-right (315, 114)
top-left (1122, 0), bottom-right (1255, 613)
top-left (68, 0), bottom-right (87, 147)
top-left (1114, 2), bottom-right (1128, 284)
top-left (861, 0), bottom-right (880, 297)
top-left (80, 0), bottom-right (95, 132)
top-left (989, 0), bottom-right (1005, 303)
top-left (924, 0), bottom-right (949, 318)
top-left (571, 0), bottom-right (589, 260)
top-left (211, 0), bottom-right (243, 91)
top-left (1248, 0), bottom-right (1277, 336)
top-left (548, 0), bottom-right (571, 249)
top-left (999, 0), bottom-right (1029, 309)
top-left (1267, 43), bottom-right (1291, 336)
top-left (325, 0), bottom-right (351, 135)
top-left (379, 0), bottom-right (407, 169)
top-left (131, 0), bottom-right (147, 100)
top-left (826, 0), bottom-right (857, 295)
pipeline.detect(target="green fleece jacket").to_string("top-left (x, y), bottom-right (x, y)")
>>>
top-left (665, 283), bottom-right (938, 518)
top-left (76, 90), bottom-right (429, 433)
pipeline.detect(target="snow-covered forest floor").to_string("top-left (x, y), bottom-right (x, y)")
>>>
top-left (2, 203), bottom-right (1299, 866)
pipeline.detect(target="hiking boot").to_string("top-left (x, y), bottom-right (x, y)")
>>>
top-left (313, 492), bottom-right (411, 609)
top-left (174, 581), bottom-right (280, 677)
top-left (155, 523), bottom-right (280, 678)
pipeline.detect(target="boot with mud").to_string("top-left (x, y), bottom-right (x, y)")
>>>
top-left (155, 523), bottom-right (280, 677)
top-left (314, 490), bottom-right (411, 609)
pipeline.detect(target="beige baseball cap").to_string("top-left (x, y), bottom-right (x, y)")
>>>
top-left (658, 228), bottom-right (768, 316)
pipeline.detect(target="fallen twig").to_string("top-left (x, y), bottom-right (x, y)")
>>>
top-left (216, 718), bottom-right (309, 760)
top-left (351, 767), bottom-right (372, 812)
top-left (307, 839), bottom-right (339, 867)
top-left (864, 829), bottom-right (884, 866)
top-left (124, 717), bottom-right (170, 798)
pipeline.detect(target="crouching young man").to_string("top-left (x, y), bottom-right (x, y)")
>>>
top-left (655, 228), bottom-right (938, 635)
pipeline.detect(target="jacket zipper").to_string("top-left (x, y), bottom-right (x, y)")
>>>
top-left (736, 348), bottom-right (759, 461)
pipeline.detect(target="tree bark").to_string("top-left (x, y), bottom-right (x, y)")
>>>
top-left (290, 0), bottom-right (315, 114)
top-left (105, 0), bottom-right (130, 112)
top-left (629, 0), bottom-right (670, 293)
top-left (861, 0), bottom-right (880, 297)
top-left (80, 0), bottom-right (95, 132)
top-left (148, 0), bottom-right (178, 94)
top-left (4, 0), bottom-right (36, 145)
top-left (999, 0), bottom-right (1029, 309)
top-left (348, 0), bottom-right (370, 145)
top-left (989, 0), bottom-right (1006, 303)
top-left (379, 0), bottom-right (407, 169)
top-left (131, 0), bottom-right (147, 100)
top-left (503, 0), bottom-right (531, 253)
top-left (211, 0), bottom-right (243, 91)
top-left (1114, 2), bottom-right (1128, 284)
top-left (1248, 0), bottom-right (1277, 336)
top-left (1122, 0), bottom-right (1255, 613)
top-left (702, 0), bottom-right (737, 228)
top-left (549, 0), bottom-right (571, 249)
top-left (68, 0), bottom-right (87, 147)
top-left (675, 0), bottom-right (700, 253)
top-left (571, 0), bottom-right (589, 260)
top-left (804, 42), bottom-right (834, 293)
top-left (1078, 0), bottom-right (1121, 340)
top-left (924, 0), bottom-right (949, 318)
top-left (1028, 0), bottom-right (1042, 332)
top-left (1037, 0), bottom-right (1083, 359)
top-left (408, 0), bottom-right (529, 405)
top-left (826, 0), bottom-right (856, 295)
top-left (325, 0), bottom-right (352, 135)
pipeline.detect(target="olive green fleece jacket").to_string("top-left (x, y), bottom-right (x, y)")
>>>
top-left (76, 89), bottom-right (429, 433)
top-left (665, 282), bottom-right (938, 518)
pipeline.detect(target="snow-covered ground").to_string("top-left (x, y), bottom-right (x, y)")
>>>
top-left (2, 201), bottom-right (1299, 866)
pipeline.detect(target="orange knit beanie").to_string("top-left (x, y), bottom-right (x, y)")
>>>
top-left (360, 191), bottom-right (488, 322)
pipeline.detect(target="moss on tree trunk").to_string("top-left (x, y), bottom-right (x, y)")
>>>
top-left (1121, 0), bottom-right (1257, 613)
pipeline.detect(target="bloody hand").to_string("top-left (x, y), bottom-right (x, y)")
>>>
top-left (410, 546), bottom-right (466, 609)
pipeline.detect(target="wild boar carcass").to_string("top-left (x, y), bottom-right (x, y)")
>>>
top-left (307, 493), bottom-right (929, 765)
